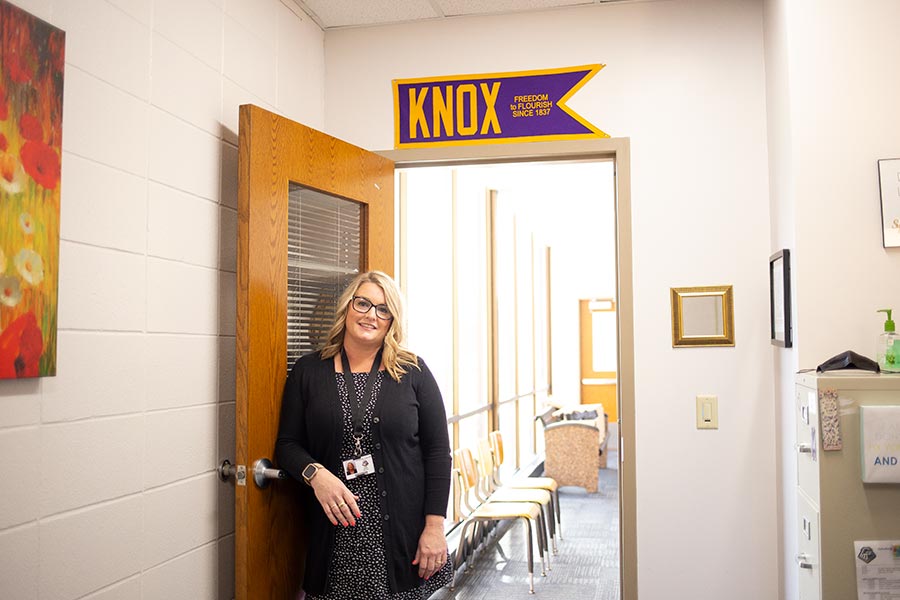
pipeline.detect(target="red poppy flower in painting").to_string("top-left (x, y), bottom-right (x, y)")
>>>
top-left (19, 114), bottom-right (42, 141)
top-left (20, 140), bottom-right (60, 189)
top-left (0, 311), bottom-right (43, 378)
top-left (5, 48), bottom-right (34, 84)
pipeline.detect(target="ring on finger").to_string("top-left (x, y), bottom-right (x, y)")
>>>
top-left (337, 501), bottom-right (347, 508)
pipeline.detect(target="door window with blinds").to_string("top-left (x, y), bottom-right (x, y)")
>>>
top-left (287, 184), bottom-right (361, 370)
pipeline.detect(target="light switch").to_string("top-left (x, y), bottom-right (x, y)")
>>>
top-left (696, 395), bottom-right (718, 429)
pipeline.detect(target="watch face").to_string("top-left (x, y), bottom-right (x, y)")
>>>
top-left (303, 464), bottom-right (318, 480)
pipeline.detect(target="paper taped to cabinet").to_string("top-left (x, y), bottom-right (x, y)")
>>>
top-left (855, 540), bottom-right (900, 599)
top-left (820, 389), bottom-right (842, 451)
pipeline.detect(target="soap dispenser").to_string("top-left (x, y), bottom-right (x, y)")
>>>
top-left (877, 309), bottom-right (900, 373)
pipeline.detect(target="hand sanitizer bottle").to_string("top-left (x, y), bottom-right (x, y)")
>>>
top-left (876, 309), bottom-right (900, 373)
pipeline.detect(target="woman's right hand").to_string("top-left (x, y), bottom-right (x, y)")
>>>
top-left (310, 469), bottom-right (361, 527)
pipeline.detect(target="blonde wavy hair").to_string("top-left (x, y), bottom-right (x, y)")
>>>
top-left (320, 271), bottom-right (419, 382)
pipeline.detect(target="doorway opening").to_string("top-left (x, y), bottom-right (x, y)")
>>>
top-left (394, 154), bottom-right (627, 599)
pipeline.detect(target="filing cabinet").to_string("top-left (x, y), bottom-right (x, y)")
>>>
top-left (794, 372), bottom-right (900, 600)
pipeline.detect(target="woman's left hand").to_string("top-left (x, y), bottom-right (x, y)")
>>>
top-left (413, 515), bottom-right (447, 580)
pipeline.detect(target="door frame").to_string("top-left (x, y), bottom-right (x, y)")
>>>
top-left (380, 137), bottom-right (636, 600)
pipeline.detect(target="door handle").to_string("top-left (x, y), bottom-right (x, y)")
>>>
top-left (796, 443), bottom-right (812, 454)
top-left (253, 458), bottom-right (286, 488)
top-left (796, 554), bottom-right (814, 570)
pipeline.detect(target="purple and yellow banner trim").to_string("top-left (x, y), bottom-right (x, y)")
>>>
top-left (393, 64), bottom-right (607, 148)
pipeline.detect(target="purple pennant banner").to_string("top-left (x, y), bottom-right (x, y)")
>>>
top-left (393, 65), bottom-right (607, 148)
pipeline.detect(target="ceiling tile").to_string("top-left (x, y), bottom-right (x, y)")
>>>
top-left (299, 0), bottom-right (443, 29)
top-left (435, 0), bottom-right (594, 18)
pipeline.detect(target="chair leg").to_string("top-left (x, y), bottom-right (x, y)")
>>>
top-left (524, 503), bottom-right (550, 574)
top-left (521, 517), bottom-right (535, 594)
top-left (553, 489), bottom-right (562, 539)
top-left (466, 522), bottom-right (478, 570)
top-left (543, 502), bottom-right (558, 555)
top-left (541, 509), bottom-right (552, 570)
top-left (451, 520), bottom-right (474, 590)
top-left (535, 512), bottom-right (547, 576)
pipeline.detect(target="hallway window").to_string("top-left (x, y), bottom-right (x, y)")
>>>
top-left (401, 165), bottom-right (553, 519)
top-left (490, 190), bottom-right (550, 475)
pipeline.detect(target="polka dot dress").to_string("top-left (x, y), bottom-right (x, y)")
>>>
top-left (306, 371), bottom-right (451, 600)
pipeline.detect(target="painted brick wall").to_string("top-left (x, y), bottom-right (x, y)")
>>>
top-left (0, 1), bottom-right (324, 598)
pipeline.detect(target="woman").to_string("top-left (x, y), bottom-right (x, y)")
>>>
top-left (276, 271), bottom-right (452, 599)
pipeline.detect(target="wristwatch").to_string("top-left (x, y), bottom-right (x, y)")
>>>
top-left (302, 463), bottom-right (324, 485)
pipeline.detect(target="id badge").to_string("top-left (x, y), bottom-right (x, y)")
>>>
top-left (343, 454), bottom-right (375, 480)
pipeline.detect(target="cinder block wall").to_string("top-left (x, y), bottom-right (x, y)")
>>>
top-left (0, 1), bottom-right (324, 598)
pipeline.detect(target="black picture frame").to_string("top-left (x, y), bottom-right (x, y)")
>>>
top-left (877, 158), bottom-right (900, 248)
top-left (769, 249), bottom-right (792, 348)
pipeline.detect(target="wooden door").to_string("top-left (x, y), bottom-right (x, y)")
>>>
top-left (235, 105), bottom-right (394, 600)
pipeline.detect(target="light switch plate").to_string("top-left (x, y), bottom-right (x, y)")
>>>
top-left (696, 395), bottom-right (718, 429)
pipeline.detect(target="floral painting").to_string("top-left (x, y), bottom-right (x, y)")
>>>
top-left (0, 1), bottom-right (63, 378)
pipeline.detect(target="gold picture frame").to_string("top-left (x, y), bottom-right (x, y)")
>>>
top-left (670, 285), bottom-right (735, 347)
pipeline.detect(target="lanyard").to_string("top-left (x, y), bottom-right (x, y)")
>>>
top-left (340, 346), bottom-right (384, 456)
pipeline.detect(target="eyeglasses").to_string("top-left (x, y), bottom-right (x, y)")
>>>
top-left (350, 296), bottom-right (393, 320)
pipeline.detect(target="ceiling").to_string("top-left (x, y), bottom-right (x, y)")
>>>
top-left (290, 0), bottom-right (635, 30)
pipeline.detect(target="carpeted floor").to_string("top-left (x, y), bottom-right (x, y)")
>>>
top-left (431, 451), bottom-right (620, 600)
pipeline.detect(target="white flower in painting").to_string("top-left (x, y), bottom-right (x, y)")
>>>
top-left (0, 153), bottom-right (26, 194)
top-left (14, 249), bottom-right (43, 286)
top-left (19, 212), bottom-right (34, 235)
top-left (0, 276), bottom-right (21, 307)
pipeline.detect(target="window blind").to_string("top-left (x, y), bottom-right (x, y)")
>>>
top-left (287, 184), bottom-right (361, 372)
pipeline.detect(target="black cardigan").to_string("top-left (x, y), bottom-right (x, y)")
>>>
top-left (275, 351), bottom-right (451, 595)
